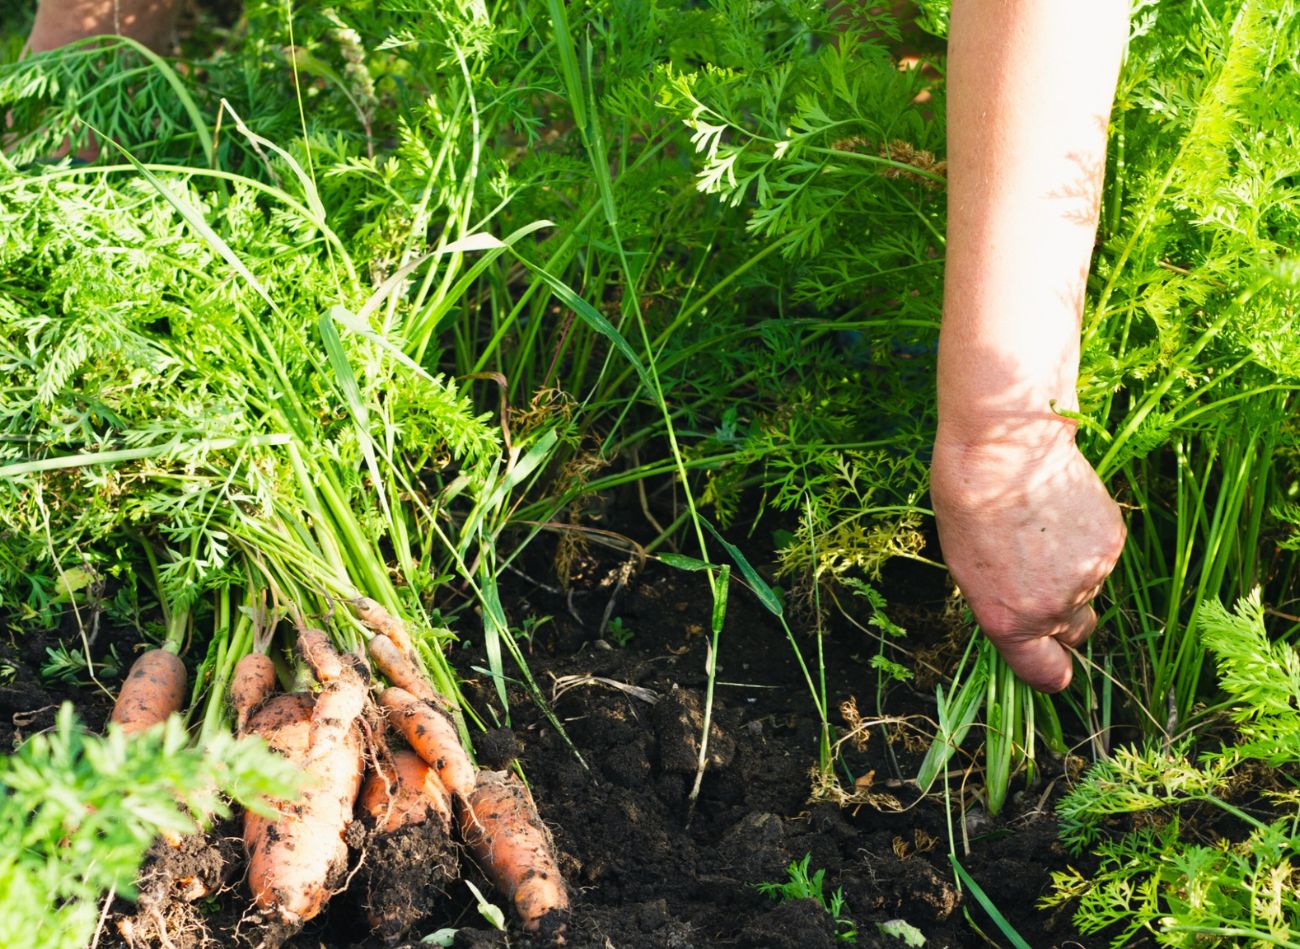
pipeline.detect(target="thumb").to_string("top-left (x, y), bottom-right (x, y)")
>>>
top-left (989, 632), bottom-right (1074, 693)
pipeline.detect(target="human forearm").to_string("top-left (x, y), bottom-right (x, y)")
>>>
top-left (931, 1), bottom-right (1130, 692)
top-left (938, 0), bottom-right (1128, 447)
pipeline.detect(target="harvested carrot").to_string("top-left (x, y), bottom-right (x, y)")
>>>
top-left (230, 653), bottom-right (278, 734)
top-left (309, 666), bottom-right (368, 765)
top-left (367, 634), bottom-right (437, 704)
top-left (296, 626), bottom-right (344, 681)
top-left (350, 596), bottom-right (414, 656)
top-left (110, 649), bottom-right (187, 734)
top-left (360, 749), bottom-right (453, 834)
top-left (461, 770), bottom-right (569, 932)
top-left (244, 692), bottom-right (364, 924)
top-left (295, 627), bottom-right (369, 763)
top-left (379, 687), bottom-right (476, 800)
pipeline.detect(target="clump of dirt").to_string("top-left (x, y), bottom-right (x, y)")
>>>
top-left (113, 822), bottom-right (241, 949)
top-left (354, 816), bottom-right (459, 944)
top-left (738, 898), bottom-right (838, 948)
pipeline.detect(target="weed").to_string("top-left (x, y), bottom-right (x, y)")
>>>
top-left (756, 853), bottom-right (858, 943)
top-left (39, 643), bottom-right (90, 686)
top-left (514, 614), bottom-right (553, 652)
top-left (40, 638), bottom-right (122, 686)
top-left (605, 616), bottom-right (634, 647)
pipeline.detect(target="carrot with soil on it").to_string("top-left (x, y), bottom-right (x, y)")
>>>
top-left (360, 749), bottom-right (453, 834)
top-left (461, 769), bottom-right (570, 933)
top-left (367, 632), bottom-right (439, 705)
top-left (309, 664), bottom-right (368, 764)
top-left (243, 691), bottom-right (365, 924)
top-left (358, 749), bottom-right (458, 941)
top-left (110, 648), bottom-right (188, 734)
top-left (296, 624), bottom-right (345, 681)
top-left (379, 686), bottom-right (476, 800)
top-left (230, 652), bottom-right (278, 734)
top-left (350, 595), bottom-right (415, 655)
top-left (295, 624), bottom-right (370, 762)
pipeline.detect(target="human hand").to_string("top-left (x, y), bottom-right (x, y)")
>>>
top-left (930, 425), bottom-right (1126, 692)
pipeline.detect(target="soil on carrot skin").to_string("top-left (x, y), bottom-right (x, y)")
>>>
top-left (4, 544), bottom-right (1141, 949)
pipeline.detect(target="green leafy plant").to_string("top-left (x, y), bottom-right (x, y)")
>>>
top-left (1075, 0), bottom-right (1300, 734)
top-left (877, 917), bottom-right (926, 946)
top-left (1044, 591), bottom-right (1300, 947)
top-left (756, 853), bottom-right (858, 943)
top-left (605, 616), bottom-right (634, 647)
top-left (0, 706), bottom-right (298, 949)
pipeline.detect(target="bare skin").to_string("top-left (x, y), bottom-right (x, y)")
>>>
top-left (933, 1), bottom-right (1130, 693)
top-left (28, 0), bottom-right (180, 54)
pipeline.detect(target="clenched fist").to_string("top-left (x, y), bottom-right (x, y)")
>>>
top-left (931, 427), bottom-right (1126, 692)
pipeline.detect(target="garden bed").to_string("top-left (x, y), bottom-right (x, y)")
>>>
top-left (5, 535), bottom-right (1117, 949)
top-left (3, 2), bottom-right (1296, 946)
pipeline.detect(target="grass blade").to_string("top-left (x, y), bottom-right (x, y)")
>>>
top-left (916, 649), bottom-right (989, 794)
top-left (701, 520), bottom-right (783, 617)
top-left (950, 855), bottom-right (1032, 949)
top-left (521, 262), bottom-right (654, 395)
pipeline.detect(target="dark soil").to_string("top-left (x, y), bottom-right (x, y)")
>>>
top-left (433, 543), bottom-right (1105, 949)
top-left (2, 533), bottom-right (1130, 949)
top-left (355, 816), bottom-right (460, 943)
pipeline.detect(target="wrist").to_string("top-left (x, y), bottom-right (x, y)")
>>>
top-left (932, 414), bottom-right (1080, 512)
top-left (935, 403), bottom-right (1078, 454)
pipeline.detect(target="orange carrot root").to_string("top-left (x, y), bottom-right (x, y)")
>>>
top-left (367, 634), bottom-right (438, 704)
top-left (308, 666), bottom-right (368, 765)
top-left (294, 625), bottom-right (369, 762)
top-left (296, 626), bottom-right (344, 682)
top-left (350, 596), bottom-right (414, 656)
top-left (359, 749), bottom-right (453, 835)
top-left (378, 687), bottom-right (476, 800)
top-left (230, 653), bottom-right (278, 734)
top-left (244, 692), bottom-right (364, 925)
top-left (461, 770), bottom-right (569, 933)
top-left (110, 649), bottom-right (187, 734)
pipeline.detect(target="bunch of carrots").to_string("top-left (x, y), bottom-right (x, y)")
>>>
top-left (108, 594), bottom-right (568, 944)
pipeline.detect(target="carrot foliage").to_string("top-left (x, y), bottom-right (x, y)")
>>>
top-left (0, 706), bottom-right (298, 949)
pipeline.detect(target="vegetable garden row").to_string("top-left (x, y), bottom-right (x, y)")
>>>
top-left (1, 1), bottom-right (1299, 947)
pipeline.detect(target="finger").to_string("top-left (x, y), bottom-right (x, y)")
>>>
top-left (1073, 580), bottom-right (1106, 611)
top-left (1054, 603), bottom-right (1098, 650)
top-left (990, 632), bottom-right (1074, 694)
